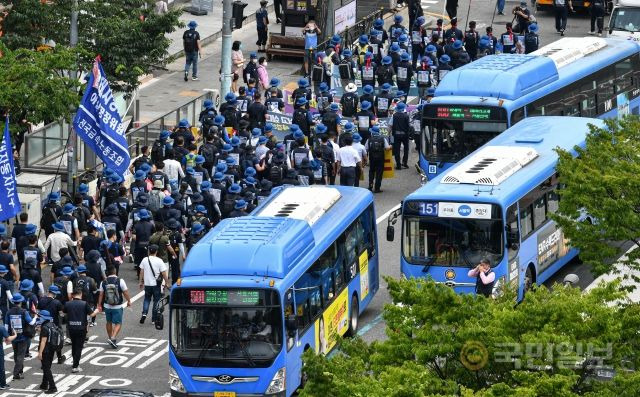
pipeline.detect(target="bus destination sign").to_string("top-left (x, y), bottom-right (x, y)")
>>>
top-left (436, 106), bottom-right (492, 120)
top-left (189, 289), bottom-right (261, 305)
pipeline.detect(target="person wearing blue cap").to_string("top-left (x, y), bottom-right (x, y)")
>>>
top-left (221, 183), bottom-right (243, 217)
top-left (410, 16), bottom-right (427, 69)
top-left (397, 51), bottom-right (414, 94)
top-left (360, 50), bottom-right (377, 90)
top-left (44, 221), bottom-right (74, 267)
top-left (292, 79), bottom-right (312, 108)
top-left (0, 292), bottom-right (16, 387)
top-left (292, 96), bottom-right (314, 138)
top-left (354, 35), bottom-right (372, 66)
top-left (265, 83), bottom-right (285, 112)
top-left (302, 18), bottom-right (322, 76)
top-left (64, 270), bottom-right (98, 373)
top-left (524, 23), bottom-right (539, 54)
top-left (389, 14), bottom-right (407, 44)
top-left (437, 54), bottom-right (453, 84)
top-left (320, 101), bottom-right (342, 138)
top-left (151, 130), bottom-right (172, 164)
top-left (6, 292), bottom-right (36, 381)
top-left (183, 21), bottom-right (201, 81)
top-left (391, 101), bottom-right (410, 170)
top-left (41, 192), bottom-right (63, 237)
top-left (365, 125), bottom-right (390, 193)
top-left (425, 43), bottom-right (439, 66)
top-left (247, 89), bottom-right (268, 131)
top-left (316, 82), bottom-right (332, 115)
top-left (398, 33), bottom-right (410, 54)
top-left (355, 101), bottom-right (376, 142)
top-left (450, 39), bottom-right (471, 68)
top-left (373, 83), bottom-right (392, 118)
top-left (416, 56), bottom-right (432, 99)
top-left (228, 200), bottom-right (249, 218)
top-left (199, 98), bottom-right (217, 125)
top-left (219, 91), bottom-right (241, 132)
top-left (182, 21), bottom-right (202, 81)
top-left (36, 307), bottom-right (63, 393)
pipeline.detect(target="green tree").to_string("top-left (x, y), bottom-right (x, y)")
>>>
top-left (1, 0), bottom-right (182, 94)
top-left (554, 115), bottom-right (640, 276)
top-left (0, 43), bottom-right (80, 134)
top-left (300, 278), bottom-right (640, 396)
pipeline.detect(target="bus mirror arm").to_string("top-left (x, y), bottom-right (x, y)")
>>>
top-left (387, 207), bottom-right (402, 242)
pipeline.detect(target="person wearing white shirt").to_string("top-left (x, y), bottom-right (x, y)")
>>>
top-left (352, 133), bottom-right (368, 187)
top-left (44, 223), bottom-right (75, 263)
top-left (138, 244), bottom-right (169, 325)
top-left (336, 135), bottom-right (362, 187)
top-left (163, 153), bottom-right (185, 183)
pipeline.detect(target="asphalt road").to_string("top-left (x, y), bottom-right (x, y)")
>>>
top-left (0, 2), bottom-right (609, 396)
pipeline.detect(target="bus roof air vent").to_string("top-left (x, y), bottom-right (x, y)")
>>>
top-left (255, 186), bottom-right (341, 226)
top-left (441, 146), bottom-right (539, 186)
top-left (532, 37), bottom-right (607, 69)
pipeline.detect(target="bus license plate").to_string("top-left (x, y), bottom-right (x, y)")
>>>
top-left (214, 393), bottom-right (235, 397)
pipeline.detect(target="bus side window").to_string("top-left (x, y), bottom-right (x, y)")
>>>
top-left (285, 289), bottom-right (295, 350)
top-left (532, 196), bottom-right (546, 229)
top-left (520, 205), bottom-right (533, 238)
top-left (511, 107), bottom-right (525, 125)
top-left (360, 205), bottom-right (376, 258)
top-left (547, 190), bottom-right (560, 214)
top-left (506, 203), bottom-right (520, 260)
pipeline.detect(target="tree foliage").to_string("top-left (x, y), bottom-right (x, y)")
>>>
top-left (0, 43), bottom-right (80, 131)
top-left (1, 0), bottom-right (182, 94)
top-left (300, 278), bottom-right (640, 396)
top-left (554, 115), bottom-right (640, 276)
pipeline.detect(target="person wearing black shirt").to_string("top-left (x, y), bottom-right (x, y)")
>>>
top-left (11, 213), bottom-right (28, 252)
top-left (391, 102), bottom-right (411, 170)
top-left (37, 310), bottom-right (57, 393)
top-left (0, 241), bottom-right (17, 285)
top-left (64, 291), bottom-right (97, 372)
top-left (247, 92), bottom-right (267, 130)
top-left (132, 209), bottom-right (154, 278)
top-left (80, 226), bottom-right (102, 258)
top-left (37, 286), bottom-right (65, 364)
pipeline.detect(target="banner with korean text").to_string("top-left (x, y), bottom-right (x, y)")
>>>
top-left (0, 118), bottom-right (21, 222)
top-left (73, 58), bottom-right (130, 175)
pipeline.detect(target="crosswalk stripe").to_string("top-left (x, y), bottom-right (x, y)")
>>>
top-left (422, 0), bottom-right (438, 3)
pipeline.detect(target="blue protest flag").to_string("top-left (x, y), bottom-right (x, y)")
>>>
top-left (73, 58), bottom-right (130, 175)
top-left (0, 118), bottom-right (21, 222)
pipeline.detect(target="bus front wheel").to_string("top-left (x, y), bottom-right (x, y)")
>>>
top-left (346, 295), bottom-right (359, 336)
top-left (524, 266), bottom-right (535, 294)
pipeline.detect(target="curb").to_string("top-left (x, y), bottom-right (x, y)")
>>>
top-left (170, 3), bottom-right (275, 60)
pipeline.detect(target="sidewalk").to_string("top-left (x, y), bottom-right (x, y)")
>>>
top-left (137, 3), bottom-right (414, 123)
top-left (167, 0), bottom-right (269, 58)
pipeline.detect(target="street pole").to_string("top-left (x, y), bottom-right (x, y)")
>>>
top-left (67, 0), bottom-right (79, 194)
top-left (220, 0), bottom-right (233, 97)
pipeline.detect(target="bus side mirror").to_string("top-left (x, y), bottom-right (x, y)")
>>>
top-left (386, 225), bottom-right (395, 242)
top-left (286, 315), bottom-right (297, 332)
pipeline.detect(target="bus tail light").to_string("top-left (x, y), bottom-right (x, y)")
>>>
top-left (169, 366), bottom-right (185, 393)
top-left (265, 367), bottom-right (286, 394)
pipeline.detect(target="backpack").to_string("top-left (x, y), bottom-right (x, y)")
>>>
top-left (151, 139), bottom-right (166, 164)
top-left (269, 162), bottom-right (284, 186)
top-left (104, 278), bottom-right (122, 306)
top-left (40, 204), bottom-right (58, 231)
top-left (199, 143), bottom-right (217, 166)
top-left (73, 275), bottom-right (93, 302)
top-left (103, 185), bottom-right (119, 209)
top-left (73, 206), bottom-right (89, 233)
top-left (368, 135), bottom-right (386, 161)
top-left (183, 30), bottom-right (198, 53)
top-left (341, 94), bottom-right (358, 117)
top-left (311, 63), bottom-right (324, 82)
top-left (464, 31), bottom-right (478, 51)
top-left (44, 322), bottom-right (64, 350)
top-left (525, 33), bottom-right (538, 53)
top-left (243, 62), bottom-right (258, 84)
top-left (292, 147), bottom-right (310, 169)
top-left (54, 276), bottom-right (69, 303)
top-left (148, 189), bottom-right (164, 213)
top-left (222, 107), bottom-right (238, 129)
top-left (293, 109), bottom-right (309, 133)
top-left (321, 112), bottom-right (338, 134)
top-left (221, 195), bottom-right (237, 217)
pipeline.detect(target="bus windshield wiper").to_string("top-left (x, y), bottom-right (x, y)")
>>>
top-left (420, 256), bottom-right (436, 273)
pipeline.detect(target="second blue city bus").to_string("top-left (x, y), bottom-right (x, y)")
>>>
top-left (390, 116), bottom-right (604, 300)
top-left (168, 185), bottom-right (379, 397)
top-left (419, 36), bottom-right (640, 179)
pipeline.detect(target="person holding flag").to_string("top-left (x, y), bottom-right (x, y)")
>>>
top-left (0, 117), bottom-right (22, 224)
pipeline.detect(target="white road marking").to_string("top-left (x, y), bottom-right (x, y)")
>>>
top-left (376, 204), bottom-right (401, 225)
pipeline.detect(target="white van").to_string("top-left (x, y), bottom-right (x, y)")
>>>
top-left (608, 0), bottom-right (640, 41)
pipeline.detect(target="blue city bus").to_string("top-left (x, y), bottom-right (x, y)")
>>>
top-left (168, 186), bottom-right (379, 397)
top-left (390, 116), bottom-right (605, 300)
top-left (419, 36), bottom-right (640, 179)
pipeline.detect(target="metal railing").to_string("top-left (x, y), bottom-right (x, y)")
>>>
top-left (23, 89), bottom-right (219, 182)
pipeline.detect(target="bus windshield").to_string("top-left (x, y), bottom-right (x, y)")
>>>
top-left (421, 105), bottom-right (508, 163)
top-left (170, 289), bottom-right (282, 368)
top-left (403, 214), bottom-right (504, 268)
top-left (611, 8), bottom-right (640, 32)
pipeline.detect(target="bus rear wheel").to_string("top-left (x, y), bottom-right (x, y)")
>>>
top-left (346, 295), bottom-right (359, 337)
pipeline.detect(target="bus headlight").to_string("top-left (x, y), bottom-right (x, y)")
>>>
top-left (169, 366), bottom-right (185, 393)
top-left (265, 367), bottom-right (286, 394)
